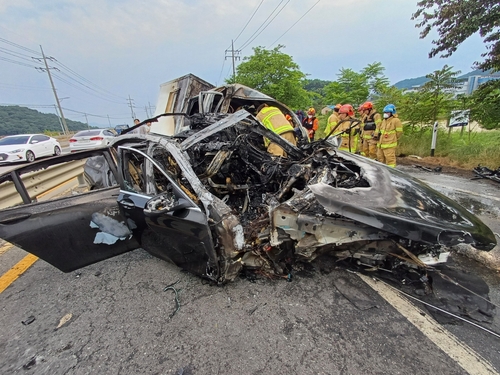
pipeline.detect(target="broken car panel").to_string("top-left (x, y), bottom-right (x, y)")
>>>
top-left (0, 77), bottom-right (496, 286)
top-left (0, 149), bottom-right (140, 272)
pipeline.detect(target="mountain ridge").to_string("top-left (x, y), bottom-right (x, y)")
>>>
top-left (394, 69), bottom-right (500, 90)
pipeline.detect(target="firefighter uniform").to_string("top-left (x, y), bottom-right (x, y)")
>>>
top-left (333, 118), bottom-right (361, 153)
top-left (377, 114), bottom-right (403, 167)
top-left (325, 111), bottom-right (340, 136)
top-left (256, 106), bottom-right (296, 157)
top-left (360, 110), bottom-right (382, 159)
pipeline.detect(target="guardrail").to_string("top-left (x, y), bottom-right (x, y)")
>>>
top-left (0, 159), bottom-right (86, 209)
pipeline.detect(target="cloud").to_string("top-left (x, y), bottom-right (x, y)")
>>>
top-left (0, 0), bottom-right (490, 126)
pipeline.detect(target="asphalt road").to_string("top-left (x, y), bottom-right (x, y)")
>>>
top-left (0, 166), bottom-right (499, 375)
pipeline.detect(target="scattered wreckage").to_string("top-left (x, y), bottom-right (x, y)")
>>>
top-left (473, 165), bottom-right (500, 184)
top-left (0, 76), bottom-right (497, 323)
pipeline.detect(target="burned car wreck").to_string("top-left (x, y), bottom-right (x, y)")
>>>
top-left (112, 108), bottom-right (497, 284)
top-left (0, 80), bottom-right (496, 293)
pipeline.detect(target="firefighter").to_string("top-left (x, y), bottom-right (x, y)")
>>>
top-left (332, 104), bottom-right (361, 153)
top-left (256, 104), bottom-right (297, 157)
top-left (302, 107), bottom-right (319, 141)
top-left (325, 104), bottom-right (342, 137)
top-left (359, 101), bottom-right (382, 159)
top-left (376, 104), bottom-right (403, 167)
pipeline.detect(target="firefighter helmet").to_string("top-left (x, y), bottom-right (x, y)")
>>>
top-left (308, 107), bottom-right (316, 115)
top-left (361, 101), bottom-right (373, 111)
top-left (383, 104), bottom-right (396, 114)
top-left (339, 104), bottom-right (354, 116)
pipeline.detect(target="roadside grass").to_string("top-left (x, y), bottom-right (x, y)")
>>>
top-left (314, 114), bottom-right (500, 170)
top-left (399, 127), bottom-right (500, 169)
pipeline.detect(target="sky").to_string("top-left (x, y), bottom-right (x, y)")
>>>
top-left (0, 0), bottom-right (487, 128)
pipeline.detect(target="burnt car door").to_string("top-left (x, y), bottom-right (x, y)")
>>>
top-left (0, 149), bottom-right (140, 272)
top-left (116, 145), bottom-right (218, 278)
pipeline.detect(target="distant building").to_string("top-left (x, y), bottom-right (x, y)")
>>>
top-left (464, 75), bottom-right (500, 95)
top-left (398, 72), bottom-right (500, 97)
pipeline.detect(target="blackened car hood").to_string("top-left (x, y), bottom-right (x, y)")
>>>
top-left (309, 152), bottom-right (496, 251)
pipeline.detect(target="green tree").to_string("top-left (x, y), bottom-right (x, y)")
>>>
top-left (469, 79), bottom-right (500, 129)
top-left (0, 106), bottom-right (90, 136)
top-left (420, 65), bottom-right (461, 123)
top-left (228, 45), bottom-right (310, 109)
top-left (323, 63), bottom-right (390, 107)
top-left (412, 0), bottom-right (500, 71)
top-left (303, 79), bottom-right (332, 110)
top-left (362, 62), bottom-right (390, 98)
top-left (373, 85), bottom-right (405, 117)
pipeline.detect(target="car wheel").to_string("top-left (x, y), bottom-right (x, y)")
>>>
top-left (53, 146), bottom-right (61, 156)
top-left (26, 150), bottom-right (35, 163)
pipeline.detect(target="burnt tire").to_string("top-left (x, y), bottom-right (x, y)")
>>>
top-left (26, 150), bottom-right (35, 163)
top-left (53, 146), bottom-right (61, 156)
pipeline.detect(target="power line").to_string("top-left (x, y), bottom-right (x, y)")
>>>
top-left (50, 58), bottom-right (126, 100)
top-left (0, 83), bottom-right (51, 91)
top-left (238, 0), bottom-right (290, 51)
top-left (0, 38), bottom-right (41, 55)
top-left (0, 47), bottom-right (39, 63)
top-left (54, 69), bottom-right (126, 102)
top-left (0, 56), bottom-right (39, 69)
top-left (230, 0), bottom-right (265, 48)
top-left (216, 56), bottom-right (226, 86)
top-left (61, 106), bottom-right (130, 119)
top-left (268, 0), bottom-right (321, 48)
top-left (50, 72), bottom-right (126, 104)
top-left (0, 37), bottom-right (127, 103)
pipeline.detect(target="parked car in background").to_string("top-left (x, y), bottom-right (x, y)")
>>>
top-left (69, 129), bottom-right (116, 152)
top-left (114, 124), bottom-right (129, 135)
top-left (0, 134), bottom-right (61, 163)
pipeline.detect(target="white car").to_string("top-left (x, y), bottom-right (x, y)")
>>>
top-left (69, 129), bottom-right (116, 152)
top-left (0, 134), bottom-right (62, 163)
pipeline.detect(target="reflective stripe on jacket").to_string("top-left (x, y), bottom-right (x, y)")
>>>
top-left (333, 118), bottom-right (360, 152)
top-left (256, 106), bottom-right (295, 135)
top-left (325, 112), bottom-right (340, 135)
top-left (377, 115), bottom-right (402, 149)
top-left (361, 111), bottom-right (382, 140)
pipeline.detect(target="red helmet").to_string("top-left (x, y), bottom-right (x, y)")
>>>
top-left (307, 107), bottom-right (316, 115)
top-left (361, 101), bottom-right (373, 111)
top-left (339, 104), bottom-right (354, 116)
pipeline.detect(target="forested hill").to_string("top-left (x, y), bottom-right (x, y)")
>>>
top-left (0, 106), bottom-right (91, 136)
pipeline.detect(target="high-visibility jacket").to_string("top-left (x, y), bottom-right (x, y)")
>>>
top-left (377, 114), bottom-right (403, 149)
top-left (333, 117), bottom-right (360, 153)
top-left (361, 110), bottom-right (382, 141)
top-left (256, 106), bottom-right (295, 146)
top-left (325, 112), bottom-right (340, 136)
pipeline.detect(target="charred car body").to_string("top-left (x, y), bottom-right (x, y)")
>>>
top-left (0, 75), bottom-right (496, 287)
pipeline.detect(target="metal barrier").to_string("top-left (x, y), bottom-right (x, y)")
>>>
top-left (0, 159), bottom-right (86, 209)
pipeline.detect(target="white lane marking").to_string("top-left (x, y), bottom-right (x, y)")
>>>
top-left (359, 274), bottom-right (499, 375)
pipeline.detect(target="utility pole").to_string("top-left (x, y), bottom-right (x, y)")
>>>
top-left (84, 113), bottom-right (90, 130)
top-left (148, 101), bottom-right (155, 116)
top-left (225, 40), bottom-right (240, 82)
top-left (145, 105), bottom-right (150, 118)
top-left (107, 115), bottom-right (112, 127)
top-left (54, 105), bottom-right (64, 134)
top-left (36, 45), bottom-right (70, 135)
top-left (127, 95), bottom-right (136, 120)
